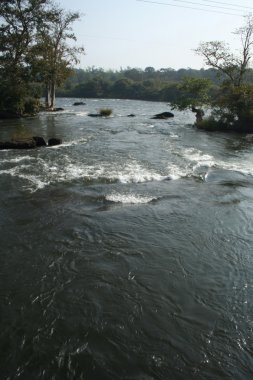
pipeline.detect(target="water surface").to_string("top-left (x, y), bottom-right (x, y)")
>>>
top-left (1, 99), bottom-right (253, 379)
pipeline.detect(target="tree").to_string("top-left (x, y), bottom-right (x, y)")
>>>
top-left (171, 77), bottom-right (211, 123)
top-left (0, 0), bottom-right (48, 115)
top-left (33, 6), bottom-right (84, 109)
top-left (0, 0), bottom-right (84, 115)
top-left (172, 14), bottom-right (253, 131)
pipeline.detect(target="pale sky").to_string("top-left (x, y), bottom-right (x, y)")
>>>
top-left (58, 0), bottom-right (253, 70)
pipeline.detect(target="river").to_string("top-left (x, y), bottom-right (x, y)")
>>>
top-left (1, 98), bottom-right (253, 379)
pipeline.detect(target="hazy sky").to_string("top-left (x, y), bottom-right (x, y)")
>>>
top-left (58, 0), bottom-right (253, 70)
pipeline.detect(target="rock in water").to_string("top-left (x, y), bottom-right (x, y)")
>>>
top-left (151, 112), bottom-right (174, 119)
top-left (73, 102), bottom-right (86, 106)
top-left (33, 136), bottom-right (47, 147)
top-left (0, 139), bottom-right (36, 150)
top-left (48, 138), bottom-right (62, 146)
top-left (51, 108), bottom-right (64, 112)
top-left (88, 113), bottom-right (101, 117)
top-left (0, 136), bottom-right (48, 150)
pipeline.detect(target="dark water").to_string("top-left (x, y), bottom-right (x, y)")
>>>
top-left (1, 99), bottom-right (253, 379)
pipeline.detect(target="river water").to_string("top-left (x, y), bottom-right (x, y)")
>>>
top-left (1, 98), bottom-right (253, 379)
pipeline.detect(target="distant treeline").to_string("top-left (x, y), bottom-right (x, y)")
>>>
top-left (56, 66), bottom-right (253, 101)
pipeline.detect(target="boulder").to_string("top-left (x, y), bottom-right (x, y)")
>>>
top-left (0, 138), bottom-right (36, 150)
top-left (151, 111), bottom-right (174, 119)
top-left (33, 136), bottom-right (47, 147)
top-left (127, 114), bottom-right (136, 117)
top-left (48, 138), bottom-right (62, 146)
top-left (73, 102), bottom-right (86, 106)
top-left (0, 136), bottom-right (48, 150)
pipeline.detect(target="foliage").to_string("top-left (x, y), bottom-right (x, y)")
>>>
top-left (171, 14), bottom-right (253, 131)
top-left (0, 0), bottom-right (46, 115)
top-left (0, 0), bottom-right (83, 116)
top-left (99, 108), bottom-right (112, 117)
top-left (58, 64), bottom-right (253, 102)
top-left (170, 77), bottom-right (212, 111)
top-left (32, 6), bottom-right (84, 109)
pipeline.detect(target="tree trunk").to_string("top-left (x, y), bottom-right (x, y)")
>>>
top-left (45, 84), bottom-right (50, 108)
top-left (49, 81), bottom-right (56, 109)
top-left (192, 106), bottom-right (204, 124)
top-left (45, 81), bottom-right (56, 110)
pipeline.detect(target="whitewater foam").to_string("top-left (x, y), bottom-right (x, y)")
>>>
top-left (106, 192), bottom-right (156, 204)
top-left (183, 148), bottom-right (215, 168)
top-left (0, 156), bottom-right (35, 164)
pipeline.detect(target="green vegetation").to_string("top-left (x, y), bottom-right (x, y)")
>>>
top-left (99, 108), bottom-right (113, 117)
top-left (0, 0), bottom-right (83, 117)
top-left (56, 66), bottom-right (224, 102)
top-left (171, 15), bottom-right (253, 132)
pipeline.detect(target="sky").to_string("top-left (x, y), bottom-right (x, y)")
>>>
top-left (58, 0), bottom-right (253, 71)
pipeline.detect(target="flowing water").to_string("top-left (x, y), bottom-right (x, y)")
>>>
top-left (1, 99), bottom-right (253, 379)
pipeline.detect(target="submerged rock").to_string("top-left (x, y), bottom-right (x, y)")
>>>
top-left (73, 102), bottom-right (86, 106)
top-left (51, 107), bottom-right (64, 112)
top-left (127, 114), bottom-right (136, 117)
top-left (88, 113), bottom-right (101, 117)
top-left (151, 112), bottom-right (174, 119)
top-left (40, 107), bottom-right (64, 112)
top-left (48, 138), bottom-right (62, 146)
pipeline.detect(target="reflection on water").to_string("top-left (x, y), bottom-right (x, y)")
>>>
top-left (1, 99), bottom-right (253, 379)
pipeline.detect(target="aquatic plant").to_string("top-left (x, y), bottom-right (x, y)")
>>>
top-left (99, 108), bottom-right (112, 117)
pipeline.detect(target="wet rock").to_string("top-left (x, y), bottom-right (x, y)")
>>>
top-left (0, 111), bottom-right (20, 119)
top-left (0, 136), bottom-right (49, 150)
top-left (151, 112), bottom-right (174, 119)
top-left (48, 138), bottom-right (62, 146)
top-left (52, 107), bottom-right (64, 112)
top-left (73, 102), bottom-right (86, 106)
top-left (127, 114), bottom-right (136, 117)
top-left (88, 113), bottom-right (101, 117)
top-left (33, 136), bottom-right (47, 147)
top-left (0, 139), bottom-right (36, 150)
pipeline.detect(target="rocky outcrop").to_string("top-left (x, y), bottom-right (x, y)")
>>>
top-left (151, 112), bottom-right (174, 119)
top-left (48, 138), bottom-right (62, 146)
top-left (0, 136), bottom-right (61, 150)
top-left (0, 139), bottom-right (36, 150)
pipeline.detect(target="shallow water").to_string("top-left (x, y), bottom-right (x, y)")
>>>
top-left (1, 99), bottom-right (253, 379)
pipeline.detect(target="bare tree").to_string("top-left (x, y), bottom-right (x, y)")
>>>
top-left (195, 14), bottom-right (253, 86)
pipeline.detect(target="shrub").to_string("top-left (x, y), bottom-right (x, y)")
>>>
top-left (24, 97), bottom-right (41, 115)
top-left (99, 108), bottom-right (112, 117)
top-left (196, 116), bottom-right (230, 131)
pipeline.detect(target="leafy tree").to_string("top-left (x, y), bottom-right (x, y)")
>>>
top-left (32, 6), bottom-right (84, 109)
top-left (0, 0), bottom-right (47, 115)
top-left (0, 0), bottom-right (84, 115)
top-left (172, 15), bottom-right (253, 131)
top-left (170, 77), bottom-right (211, 123)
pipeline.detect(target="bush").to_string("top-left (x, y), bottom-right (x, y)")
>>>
top-left (99, 108), bottom-right (112, 117)
top-left (196, 116), bottom-right (230, 131)
top-left (24, 97), bottom-right (41, 115)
